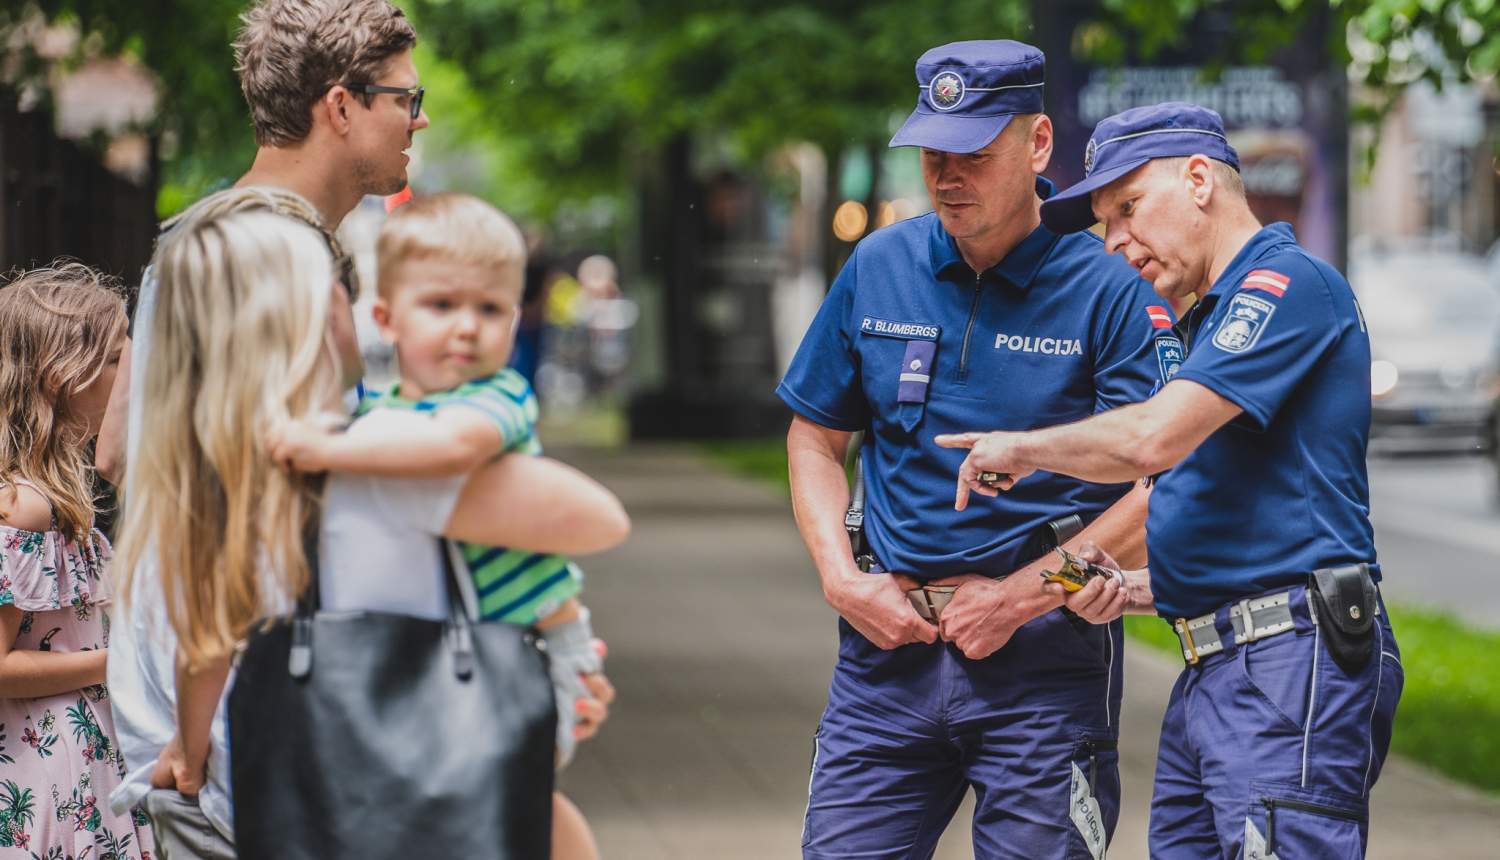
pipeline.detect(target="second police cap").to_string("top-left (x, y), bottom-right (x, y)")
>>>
top-left (1039, 101), bottom-right (1241, 234)
top-left (889, 40), bottom-right (1045, 154)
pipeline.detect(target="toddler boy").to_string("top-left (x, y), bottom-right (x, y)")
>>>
top-left (269, 193), bottom-right (602, 765)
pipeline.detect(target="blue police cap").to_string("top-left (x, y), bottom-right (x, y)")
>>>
top-left (1039, 102), bottom-right (1241, 234)
top-left (888, 40), bottom-right (1045, 154)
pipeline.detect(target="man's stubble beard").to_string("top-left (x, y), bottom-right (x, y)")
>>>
top-left (352, 153), bottom-right (408, 198)
top-left (1148, 260), bottom-right (1197, 302)
top-left (937, 205), bottom-right (994, 242)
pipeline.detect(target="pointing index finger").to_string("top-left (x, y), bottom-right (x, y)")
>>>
top-left (934, 432), bottom-right (982, 449)
top-left (955, 476), bottom-right (971, 511)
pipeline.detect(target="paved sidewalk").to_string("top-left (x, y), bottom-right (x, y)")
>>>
top-left (557, 445), bottom-right (1500, 859)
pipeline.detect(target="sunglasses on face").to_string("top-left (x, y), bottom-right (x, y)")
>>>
top-left (341, 82), bottom-right (425, 120)
top-left (335, 252), bottom-right (360, 303)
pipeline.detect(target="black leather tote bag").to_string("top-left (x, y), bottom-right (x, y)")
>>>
top-left (229, 526), bottom-right (556, 860)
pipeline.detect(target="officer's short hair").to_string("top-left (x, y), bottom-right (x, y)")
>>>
top-left (235, 0), bottom-right (417, 147)
top-left (1153, 156), bottom-right (1246, 201)
top-left (376, 194), bottom-right (527, 298)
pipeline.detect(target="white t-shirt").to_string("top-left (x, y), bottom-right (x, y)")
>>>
top-left (108, 277), bottom-right (466, 837)
top-left (319, 456), bottom-right (467, 620)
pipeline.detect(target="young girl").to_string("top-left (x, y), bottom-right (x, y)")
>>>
top-left (0, 263), bottom-right (151, 859)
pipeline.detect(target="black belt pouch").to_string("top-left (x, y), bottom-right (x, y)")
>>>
top-left (1307, 563), bottom-right (1377, 673)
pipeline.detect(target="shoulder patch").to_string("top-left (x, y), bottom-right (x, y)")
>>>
top-left (1146, 305), bottom-right (1173, 329)
top-left (1240, 269), bottom-right (1289, 298)
top-left (1213, 293), bottom-right (1276, 354)
top-left (1155, 335), bottom-right (1184, 381)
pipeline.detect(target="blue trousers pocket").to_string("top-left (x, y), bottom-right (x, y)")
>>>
top-left (1068, 731), bottom-right (1120, 860)
top-left (1247, 781), bottom-right (1367, 860)
top-left (802, 723), bottom-right (820, 848)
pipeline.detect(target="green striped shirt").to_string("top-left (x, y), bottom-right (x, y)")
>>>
top-left (358, 370), bottom-right (584, 624)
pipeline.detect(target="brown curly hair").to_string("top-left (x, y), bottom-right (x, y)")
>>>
top-left (0, 262), bottom-right (127, 541)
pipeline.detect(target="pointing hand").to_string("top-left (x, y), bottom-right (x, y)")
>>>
top-left (934, 431), bottom-right (1037, 510)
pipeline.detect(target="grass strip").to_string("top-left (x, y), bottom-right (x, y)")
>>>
top-left (1378, 604), bottom-right (1500, 792)
top-left (699, 440), bottom-right (791, 493)
top-left (1126, 603), bottom-right (1500, 793)
top-left (1123, 615), bottom-right (1183, 654)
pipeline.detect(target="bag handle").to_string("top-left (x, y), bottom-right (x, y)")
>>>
top-left (284, 489), bottom-right (475, 681)
top-left (288, 503), bottom-right (322, 680)
top-left (438, 538), bottom-right (475, 681)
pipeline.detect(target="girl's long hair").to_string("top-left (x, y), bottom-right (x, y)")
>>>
top-left (0, 263), bottom-right (126, 541)
top-left (114, 198), bottom-right (337, 668)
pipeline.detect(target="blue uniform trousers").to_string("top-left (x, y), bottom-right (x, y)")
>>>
top-left (1149, 586), bottom-right (1403, 860)
top-left (803, 611), bottom-right (1125, 860)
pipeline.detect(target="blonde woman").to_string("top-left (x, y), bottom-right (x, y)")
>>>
top-left (110, 195), bottom-right (628, 859)
top-left (0, 263), bottom-right (151, 858)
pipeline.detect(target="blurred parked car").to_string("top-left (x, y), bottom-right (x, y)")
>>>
top-left (1350, 251), bottom-right (1500, 455)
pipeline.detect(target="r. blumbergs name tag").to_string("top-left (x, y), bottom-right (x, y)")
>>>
top-left (860, 317), bottom-right (940, 340)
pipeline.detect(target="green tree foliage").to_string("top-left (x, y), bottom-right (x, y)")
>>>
top-left (1071, 1), bottom-right (1500, 178)
top-left (404, 0), bottom-right (1031, 205)
top-left (1073, 0), bottom-right (1317, 66)
top-left (1076, 0), bottom-right (1500, 91)
top-left (9, 0), bottom-right (1499, 213)
top-left (406, 43), bottom-right (551, 218)
top-left (1338, 1), bottom-right (1500, 145)
top-left (412, 0), bottom-right (1500, 208)
top-left (18, 0), bottom-right (257, 211)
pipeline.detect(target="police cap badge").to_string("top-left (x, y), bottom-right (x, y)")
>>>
top-left (889, 40), bottom-right (1046, 155)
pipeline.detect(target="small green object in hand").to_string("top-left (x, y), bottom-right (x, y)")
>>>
top-left (1040, 548), bottom-right (1110, 593)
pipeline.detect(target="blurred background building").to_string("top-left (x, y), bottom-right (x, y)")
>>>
top-left (0, 8), bottom-right (158, 288)
top-left (1038, 0), bottom-right (1349, 268)
top-left (1354, 79), bottom-right (1499, 254)
top-left (1348, 76), bottom-right (1500, 455)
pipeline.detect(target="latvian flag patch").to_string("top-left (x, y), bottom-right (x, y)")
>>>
top-left (1146, 306), bottom-right (1173, 329)
top-left (1241, 270), bottom-right (1290, 297)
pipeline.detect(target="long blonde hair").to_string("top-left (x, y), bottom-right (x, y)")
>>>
top-left (115, 194), bottom-right (337, 668)
top-left (0, 263), bottom-right (126, 541)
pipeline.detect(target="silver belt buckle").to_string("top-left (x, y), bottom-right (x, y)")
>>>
top-left (908, 586), bottom-right (957, 622)
top-left (1229, 591), bottom-right (1296, 646)
top-left (1237, 598), bottom-right (1260, 642)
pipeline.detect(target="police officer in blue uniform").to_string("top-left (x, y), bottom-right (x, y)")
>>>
top-left (938, 103), bottom-right (1403, 859)
top-left (780, 42), bottom-right (1179, 859)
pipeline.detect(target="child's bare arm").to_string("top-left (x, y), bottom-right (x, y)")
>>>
top-left (153, 651), bottom-right (231, 794)
top-left (0, 606), bottom-right (107, 699)
top-left (535, 596), bottom-right (582, 629)
top-left (268, 409), bottom-right (503, 479)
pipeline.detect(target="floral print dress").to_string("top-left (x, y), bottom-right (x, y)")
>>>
top-left (0, 490), bottom-right (152, 860)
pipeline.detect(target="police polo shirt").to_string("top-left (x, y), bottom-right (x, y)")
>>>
top-left (777, 183), bottom-right (1174, 579)
top-left (1148, 222), bottom-right (1378, 619)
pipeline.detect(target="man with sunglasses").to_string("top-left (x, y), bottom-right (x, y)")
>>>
top-left (96, 1), bottom-right (429, 856)
top-left (98, 0), bottom-right (430, 483)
